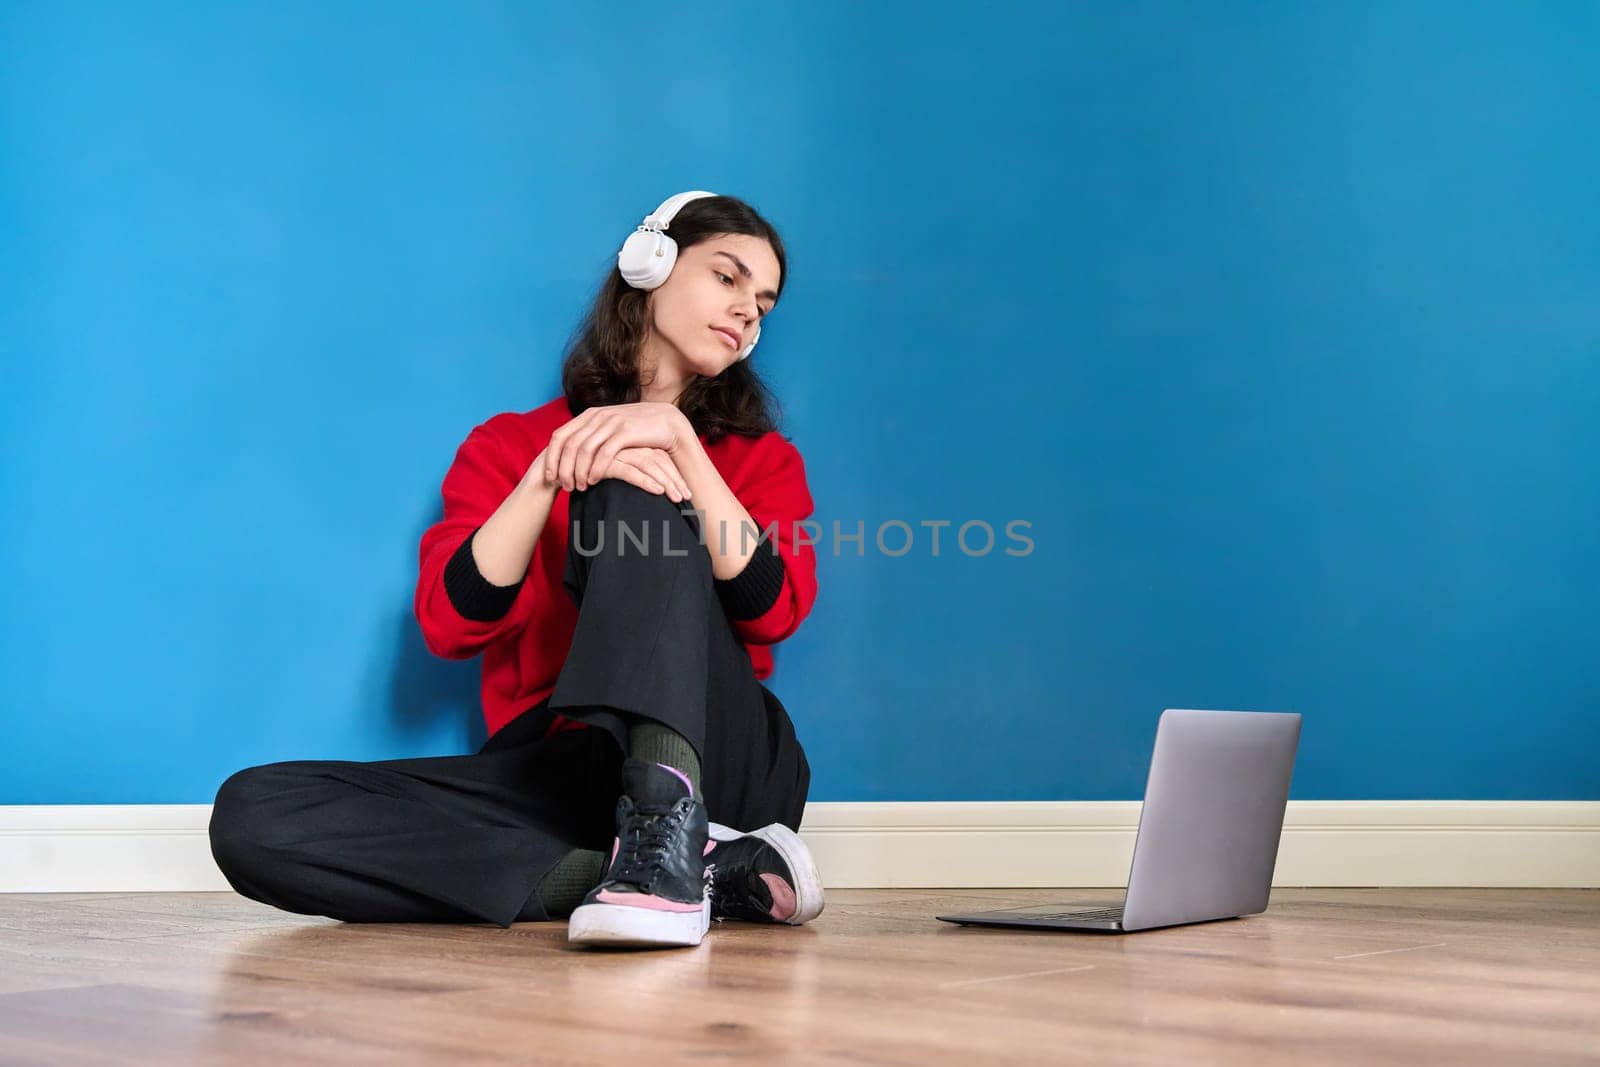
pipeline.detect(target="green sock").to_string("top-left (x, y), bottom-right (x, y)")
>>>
top-left (530, 848), bottom-right (607, 918)
top-left (628, 719), bottom-right (702, 798)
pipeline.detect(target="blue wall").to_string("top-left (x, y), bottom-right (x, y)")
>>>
top-left (4, 1), bottom-right (1596, 804)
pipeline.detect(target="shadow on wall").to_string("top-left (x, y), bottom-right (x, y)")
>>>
top-left (367, 498), bottom-right (489, 755)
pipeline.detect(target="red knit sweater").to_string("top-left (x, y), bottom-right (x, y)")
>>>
top-left (414, 396), bottom-right (820, 740)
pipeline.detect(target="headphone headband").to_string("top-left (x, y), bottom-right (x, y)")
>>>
top-left (639, 190), bottom-right (717, 233)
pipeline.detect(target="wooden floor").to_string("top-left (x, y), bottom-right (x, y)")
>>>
top-left (1, 888), bottom-right (1596, 1065)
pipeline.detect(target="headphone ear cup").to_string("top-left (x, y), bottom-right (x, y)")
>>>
top-left (740, 323), bottom-right (760, 360)
top-left (618, 229), bottom-right (678, 289)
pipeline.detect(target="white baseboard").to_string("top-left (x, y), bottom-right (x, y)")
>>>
top-left (2, 801), bottom-right (1596, 893)
top-left (799, 801), bottom-right (1600, 889)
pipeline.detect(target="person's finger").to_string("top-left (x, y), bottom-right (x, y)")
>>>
top-left (559, 417), bottom-right (606, 491)
top-left (582, 427), bottom-right (629, 491)
top-left (579, 419), bottom-right (626, 490)
top-left (610, 458), bottom-right (664, 495)
top-left (544, 411), bottom-right (591, 485)
top-left (653, 451), bottom-right (691, 500)
top-left (664, 460), bottom-right (690, 502)
top-left (645, 456), bottom-right (682, 502)
top-left (635, 451), bottom-right (675, 497)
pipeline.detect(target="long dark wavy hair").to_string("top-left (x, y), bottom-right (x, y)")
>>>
top-left (560, 194), bottom-right (787, 444)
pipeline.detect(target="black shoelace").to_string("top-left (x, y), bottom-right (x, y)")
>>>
top-left (610, 804), bottom-right (686, 890)
top-left (705, 856), bottom-right (769, 921)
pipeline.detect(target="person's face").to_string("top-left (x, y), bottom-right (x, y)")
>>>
top-left (645, 233), bottom-right (781, 379)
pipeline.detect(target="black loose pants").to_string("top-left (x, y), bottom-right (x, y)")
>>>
top-left (208, 478), bottom-right (811, 928)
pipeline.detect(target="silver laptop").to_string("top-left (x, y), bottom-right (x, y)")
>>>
top-left (937, 708), bottom-right (1302, 933)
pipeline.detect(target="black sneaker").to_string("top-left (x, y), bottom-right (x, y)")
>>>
top-left (705, 821), bottom-right (825, 925)
top-left (568, 758), bottom-right (711, 948)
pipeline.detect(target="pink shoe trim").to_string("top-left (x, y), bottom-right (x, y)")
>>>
top-left (760, 873), bottom-right (798, 920)
top-left (704, 840), bottom-right (716, 857)
top-left (656, 763), bottom-right (694, 799)
top-left (596, 888), bottom-right (705, 913)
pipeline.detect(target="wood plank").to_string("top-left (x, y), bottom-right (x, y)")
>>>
top-left (0, 889), bottom-right (1594, 1064)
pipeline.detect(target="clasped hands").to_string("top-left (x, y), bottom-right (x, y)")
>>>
top-left (523, 402), bottom-right (694, 503)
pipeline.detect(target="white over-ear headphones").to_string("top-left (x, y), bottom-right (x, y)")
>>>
top-left (617, 190), bottom-right (760, 361)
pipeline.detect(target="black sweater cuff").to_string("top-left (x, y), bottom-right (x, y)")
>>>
top-left (714, 536), bottom-right (787, 621)
top-left (443, 526), bottom-right (524, 622)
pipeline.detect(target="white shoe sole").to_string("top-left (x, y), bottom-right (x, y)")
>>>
top-left (709, 821), bottom-right (826, 925)
top-left (567, 895), bottom-right (710, 948)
